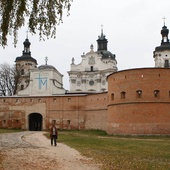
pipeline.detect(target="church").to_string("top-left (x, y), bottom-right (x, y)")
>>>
top-left (0, 24), bottom-right (170, 135)
top-left (68, 28), bottom-right (117, 93)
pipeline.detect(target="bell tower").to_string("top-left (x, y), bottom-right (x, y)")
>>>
top-left (153, 18), bottom-right (170, 68)
top-left (15, 37), bottom-right (37, 94)
top-left (97, 25), bottom-right (108, 51)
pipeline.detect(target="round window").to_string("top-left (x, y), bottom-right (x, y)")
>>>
top-left (89, 80), bottom-right (94, 86)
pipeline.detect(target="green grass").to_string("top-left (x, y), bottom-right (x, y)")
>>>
top-left (0, 128), bottom-right (23, 133)
top-left (55, 130), bottom-right (170, 170)
top-left (1, 129), bottom-right (170, 169)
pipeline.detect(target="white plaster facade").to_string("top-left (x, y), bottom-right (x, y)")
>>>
top-left (68, 31), bottom-right (117, 93)
top-left (15, 38), bottom-right (38, 92)
top-left (154, 50), bottom-right (170, 67)
top-left (153, 24), bottom-right (170, 67)
top-left (17, 65), bottom-right (65, 96)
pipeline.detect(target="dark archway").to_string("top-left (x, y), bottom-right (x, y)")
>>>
top-left (28, 113), bottom-right (42, 131)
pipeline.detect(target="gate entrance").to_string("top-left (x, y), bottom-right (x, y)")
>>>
top-left (28, 113), bottom-right (42, 131)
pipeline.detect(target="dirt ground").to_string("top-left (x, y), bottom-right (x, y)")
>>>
top-left (0, 132), bottom-right (100, 170)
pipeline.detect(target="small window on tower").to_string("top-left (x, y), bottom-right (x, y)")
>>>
top-left (21, 85), bottom-right (24, 90)
top-left (91, 66), bottom-right (93, 71)
top-left (111, 93), bottom-right (114, 100)
top-left (164, 60), bottom-right (169, 68)
top-left (136, 90), bottom-right (142, 98)
top-left (154, 90), bottom-right (160, 98)
top-left (21, 69), bottom-right (24, 75)
top-left (121, 91), bottom-right (126, 99)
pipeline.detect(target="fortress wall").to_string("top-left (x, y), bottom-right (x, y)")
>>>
top-left (47, 95), bottom-right (86, 130)
top-left (85, 93), bottom-right (108, 131)
top-left (107, 68), bottom-right (170, 134)
top-left (0, 94), bottom-right (108, 131)
top-left (1, 68), bottom-right (170, 134)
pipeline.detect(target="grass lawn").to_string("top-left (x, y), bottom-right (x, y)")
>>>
top-left (0, 128), bottom-right (23, 133)
top-left (56, 130), bottom-right (170, 170)
top-left (0, 129), bottom-right (169, 169)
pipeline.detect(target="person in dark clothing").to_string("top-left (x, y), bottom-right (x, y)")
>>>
top-left (50, 124), bottom-right (58, 146)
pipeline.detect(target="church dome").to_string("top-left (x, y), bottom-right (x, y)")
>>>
top-left (38, 64), bottom-right (56, 70)
top-left (15, 38), bottom-right (37, 64)
top-left (97, 50), bottom-right (116, 60)
top-left (23, 38), bottom-right (31, 47)
top-left (96, 27), bottom-right (116, 61)
top-left (161, 25), bottom-right (169, 37)
top-left (155, 24), bottom-right (170, 52)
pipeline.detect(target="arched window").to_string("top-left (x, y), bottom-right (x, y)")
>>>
top-left (21, 85), bottom-right (24, 90)
top-left (121, 91), bottom-right (126, 99)
top-left (111, 93), bottom-right (114, 100)
top-left (154, 90), bottom-right (160, 98)
top-left (136, 90), bottom-right (142, 98)
top-left (21, 69), bottom-right (24, 75)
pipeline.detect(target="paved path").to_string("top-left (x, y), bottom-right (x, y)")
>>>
top-left (0, 131), bottom-right (34, 148)
top-left (0, 131), bottom-right (100, 170)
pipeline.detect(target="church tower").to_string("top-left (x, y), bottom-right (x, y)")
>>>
top-left (68, 29), bottom-right (117, 93)
top-left (15, 37), bottom-right (37, 93)
top-left (153, 21), bottom-right (170, 67)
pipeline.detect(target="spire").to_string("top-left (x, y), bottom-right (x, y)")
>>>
top-left (26, 30), bottom-right (29, 39)
top-left (23, 37), bottom-right (31, 55)
top-left (161, 17), bottom-right (169, 45)
top-left (45, 56), bottom-right (48, 65)
top-left (90, 44), bottom-right (94, 51)
top-left (97, 25), bottom-right (108, 51)
top-left (101, 25), bottom-right (104, 37)
top-left (163, 16), bottom-right (166, 26)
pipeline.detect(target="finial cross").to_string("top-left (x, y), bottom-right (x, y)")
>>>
top-left (101, 24), bottom-right (103, 34)
top-left (45, 56), bottom-right (48, 65)
top-left (162, 16), bottom-right (166, 25)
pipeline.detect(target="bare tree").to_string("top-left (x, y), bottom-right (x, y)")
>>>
top-left (0, 0), bottom-right (73, 47)
top-left (0, 63), bottom-right (17, 96)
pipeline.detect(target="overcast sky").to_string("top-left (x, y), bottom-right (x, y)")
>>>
top-left (1, 0), bottom-right (170, 90)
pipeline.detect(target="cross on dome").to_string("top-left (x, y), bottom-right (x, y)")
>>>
top-left (101, 24), bottom-right (103, 35)
top-left (45, 56), bottom-right (48, 65)
top-left (162, 16), bottom-right (166, 26)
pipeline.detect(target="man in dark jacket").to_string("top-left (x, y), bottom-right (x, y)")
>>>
top-left (50, 124), bottom-right (58, 146)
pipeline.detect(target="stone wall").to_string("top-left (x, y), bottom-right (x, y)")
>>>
top-left (107, 68), bottom-right (170, 134)
top-left (0, 93), bottom-right (108, 131)
top-left (1, 68), bottom-right (170, 135)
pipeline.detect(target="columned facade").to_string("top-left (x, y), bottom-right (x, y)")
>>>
top-left (68, 30), bottom-right (117, 93)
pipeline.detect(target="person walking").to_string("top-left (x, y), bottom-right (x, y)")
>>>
top-left (50, 124), bottom-right (58, 146)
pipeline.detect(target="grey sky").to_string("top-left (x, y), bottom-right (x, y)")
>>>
top-left (1, 0), bottom-right (170, 90)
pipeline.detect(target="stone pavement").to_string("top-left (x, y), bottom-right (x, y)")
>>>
top-left (0, 131), bottom-right (36, 149)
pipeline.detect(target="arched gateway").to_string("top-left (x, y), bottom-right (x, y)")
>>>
top-left (28, 113), bottom-right (42, 131)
